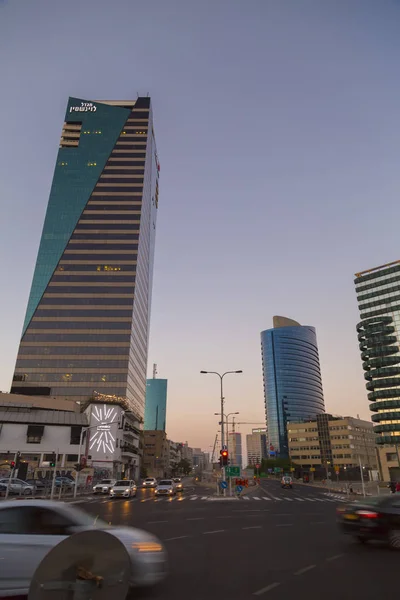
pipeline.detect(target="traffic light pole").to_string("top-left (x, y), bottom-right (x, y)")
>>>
top-left (50, 450), bottom-right (59, 500)
top-left (219, 375), bottom-right (226, 496)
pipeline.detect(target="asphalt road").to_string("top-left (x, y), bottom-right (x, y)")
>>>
top-left (71, 478), bottom-right (398, 599)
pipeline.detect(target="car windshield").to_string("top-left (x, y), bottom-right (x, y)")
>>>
top-left (145, 478), bottom-right (155, 481)
top-left (159, 480), bottom-right (172, 486)
top-left (114, 480), bottom-right (129, 487)
top-left (100, 480), bottom-right (113, 484)
top-left (174, 478), bottom-right (181, 482)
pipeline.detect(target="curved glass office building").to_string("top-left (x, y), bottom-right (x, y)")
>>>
top-left (261, 316), bottom-right (325, 458)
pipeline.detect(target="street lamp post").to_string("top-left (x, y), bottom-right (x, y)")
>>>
top-left (201, 370), bottom-right (242, 495)
top-left (215, 411), bottom-right (239, 496)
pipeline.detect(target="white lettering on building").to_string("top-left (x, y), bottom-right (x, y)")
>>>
top-left (70, 102), bottom-right (97, 113)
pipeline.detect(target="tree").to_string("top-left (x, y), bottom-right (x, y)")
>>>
top-left (178, 459), bottom-right (192, 476)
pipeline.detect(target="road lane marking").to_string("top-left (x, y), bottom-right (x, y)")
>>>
top-left (283, 497), bottom-right (293, 501)
top-left (326, 554), bottom-right (344, 562)
top-left (201, 496), bottom-right (208, 500)
top-left (203, 529), bottom-right (225, 535)
top-left (253, 582), bottom-right (281, 596)
top-left (190, 496), bottom-right (198, 500)
top-left (242, 497), bottom-right (250, 501)
top-left (272, 497), bottom-right (282, 501)
top-left (294, 497), bottom-right (304, 501)
top-left (147, 520), bottom-right (168, 524)
top-left (276, 523), bottom-right (293, 527)
top-left (253, 497), bottom-right (261, 500)
top-left (164, 535), bottom-right (190, 541)
top-left (305, 498), bottom-right (315, 502)
top-left (262, 497), bottom-right (272, 501)
top-left (294, 565), bottom-right (316, 576)
top-left (187, 517), bottom-right (205, 521)
top-left (243, 525), bottom-right (263, 530)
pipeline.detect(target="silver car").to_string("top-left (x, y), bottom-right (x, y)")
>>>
top-left (0, 478), bottom-right (34, 495)
top-left (155, 479), bottom-right (176, 496)
top-left (93, 478), bottom-right (116, 494)
top-left (110, 479), bottom-right (137, 498)
top-left (0, 500), bottom-right (167, 596)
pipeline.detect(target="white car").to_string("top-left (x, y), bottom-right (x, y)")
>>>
top-left (0, 478), bottom-right (34, 496)
top-left (110, 479), bottom-right (137, 498)
top-left (0, 500), bottom-right (167, 596)
top-left (155, 479), bottom-right (176, 497)
top-left (173, 477), bottom-right (183, 492)
top-left (142, 477), bottom-right (157, 488)
top-left (93, 479), bottom-right (116, 494)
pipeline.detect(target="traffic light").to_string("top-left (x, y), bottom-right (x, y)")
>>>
top-left (49, 453), bottom-right (56, 468)
top-left (15, 451), bottom-right (21, 469)
top-left (10, 461), bottom-right (15, 469)
top-left (220, 449), bottom-right (229, 467)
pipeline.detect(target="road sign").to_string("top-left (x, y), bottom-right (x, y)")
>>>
top-left (274, 467), bottom-right (282, 473)
top-left (236, 485), bottom-right (243, 493)
top-left (226, 466), bottom-right (240, 477)
top-left (334, 466), bottom-right (340, 473)
top-left (290, 467), bottom-right (295, 472)
top-left (268, 468), bottom-right (273, 473)
top-left (220, 481), bottom-right (228, 489)
top-left (310, 467), bottom-right (316, 472)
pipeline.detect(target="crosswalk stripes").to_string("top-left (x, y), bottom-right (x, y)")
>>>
top-left (294, 498), bottom-right (304, 501)
top-left (273, 497), bottom-right (283, 501)
top-left (242, 496), bottom-right (250, 500)
top-left (190, 496), bottom-right (198, 500)
top-left (262, 497), bottom-right (272, 501)
top-left (253, 497), bottom-right (261, 500)
top-left (283, 497), bottom-right (293, 501)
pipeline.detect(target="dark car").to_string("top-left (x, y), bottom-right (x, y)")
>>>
top-left (281, 476), bottom-right (293, 489)
top-left (0, 483), bottom-right (6, 497)
top-left (25, 479), bottom-right (47, 491)
top-left (337, 495), bottom-right (400, 548)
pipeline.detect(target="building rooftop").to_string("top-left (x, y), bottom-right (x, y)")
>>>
top-left (0, 408), bottom-right (88, 426)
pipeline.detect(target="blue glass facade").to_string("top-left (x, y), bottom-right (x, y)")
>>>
top-left (144, 379), bottom-right (167, 431)
top-left (261, 317), bottom-right (325, 458)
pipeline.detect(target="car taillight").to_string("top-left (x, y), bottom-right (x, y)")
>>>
top-left (356, 510), bottom-right (380, 519)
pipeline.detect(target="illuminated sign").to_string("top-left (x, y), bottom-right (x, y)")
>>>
top-left (89, 406), bottom-right (117, 454)
top-left (70, 102), bottom-right (97, 113)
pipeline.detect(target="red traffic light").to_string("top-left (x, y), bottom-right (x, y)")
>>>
top-left (221, 450), bottom-right (228, 458)
top-left (10, 461), bottom-right (15, 468)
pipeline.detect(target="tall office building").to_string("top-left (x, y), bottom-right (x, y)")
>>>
top-left (261, 316), bottom-right (325, 458)
top-left (144, 377), bottom-right (167, 431)
top-left (246, 429), bottom-right (267, 466)
top-left (355, 261), bottom-right (400, 465)
top-left (11, 96), bottom-right (159, 422)
top-left (228, 432), bottom-right (243, 467)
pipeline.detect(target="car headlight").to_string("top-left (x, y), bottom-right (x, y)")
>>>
top-left (93, 486), bottom-right (97, 491)
top-left (169, 489), bottom-right (173, 494)
top-left (125, 488), bottom-right (130, 493)
top-left (132, 541), bottom-right (163, 553)
top-left (110, 490), bottom-right (115, 494)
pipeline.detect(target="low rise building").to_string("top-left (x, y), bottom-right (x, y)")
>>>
top-left (288, 414), bottom-right (377, 476)
top-left (167, 440), bottom-right (183, 476)
top-left (142, 430), bottom-right (169, 478)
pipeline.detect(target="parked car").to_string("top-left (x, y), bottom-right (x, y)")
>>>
top-left (0, 499), bottom-right (167, 596)
top-left (110, 480), bottom-right (137, 499)
top-left (173, 477), bottom-right (183, 492)
top-left (0, 479), bottom-right (34, 495)
top-left (155, 479), bottom-right (176, 497)
top-left (54, 477), bottom-right (74, 490)
top-left (25, 479), bottom-right (48, 492)
top-left (337, 495), bottom-right (400, 548)
top-left (0, 484), bottom-right (6, 497)
top-left (142, 477), bottom-right (157, 488)
top-left (93, 479), bottom-right (116, 494)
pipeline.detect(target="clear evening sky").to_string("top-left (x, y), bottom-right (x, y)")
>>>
top-left (1, 0), bottom-right (400, 455)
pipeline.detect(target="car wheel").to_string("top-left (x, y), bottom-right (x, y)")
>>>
top-left (388, 530), bottom-right (400, 549)
top-left (24, 488), bottom-right (33, 496)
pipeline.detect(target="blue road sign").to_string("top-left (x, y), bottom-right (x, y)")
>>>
top-left (236, 485), bottom-right (243, 493)
top-left (220, 480), bottom-right (228, 489)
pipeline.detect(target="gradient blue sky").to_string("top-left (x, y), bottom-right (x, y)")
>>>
top-left (1, 0), bottom-right (400, 455)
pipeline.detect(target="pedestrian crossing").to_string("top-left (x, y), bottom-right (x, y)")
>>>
top-left (72, 493), bottom-right (345, 505)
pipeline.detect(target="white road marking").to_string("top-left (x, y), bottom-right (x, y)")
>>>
top-left (253, 497), bottom-right (261, 500)
top-left (190, 496), bottom-right (198, 500)
top-left (262, 497), bottom-right (272, 501)
top-left (294, 497), bottom-right (304, 501)
top-left (313, 498), bottom-right (324, 502)
top-left (272, 497), bottom-right (283, 501)
top-left (164, 535), bottom-right (190, 541)
top-left (242, 496), bottom-right (250, 501)
top-left (326, 554), bottom-right (344, 562)
top-left (305, 498), bottom-right (315, 502)
top-left (283, 497), bottom-right (293, 501)
top-left (294, 565), bottom-right (316, 576)
top-left (201, 496), bottom-right (208, 500)
top-left (253, 582), bottom-right (281, 595)
top-left (243, 525), bottom-right (262, 530)
top-left (203, 529), bottom-right (225, 535)
top-left (148, 520), bottom-right (168, 524)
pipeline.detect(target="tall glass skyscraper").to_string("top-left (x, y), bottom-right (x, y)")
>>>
top-left (144, 378), bottom-right (167, 431)
top-left (261, 316), bottom-right (325, 457)
top-left (355, 260), bottom-right (400, 446)
top-left (11, 97), bottom-right (159, 422)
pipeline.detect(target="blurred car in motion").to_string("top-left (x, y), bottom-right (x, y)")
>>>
top-left (0, 478), bottom-right (34, 495)
top-left (54, 476), bottom-right (74, 490)
top-left (93, 478), bottom-right (116, 494)
top-left (110, 479), bottom-right (137, 498)
top-left (0, 499), bottom-right (167, 596)
top-left (173, 477), bottom-right (183, 492)
top-left (0, 484), bottom-right (6, 497)
top-left (155, 479), bottom-right (176, 496)
top-left (281, 476), bottom-right (293, 489)
top-left (25, 479), bottom-right (48, 492)
top-left (337, 495), bottom-right (400, 548)
top-left (142, 477), bottom-right (157, 488)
